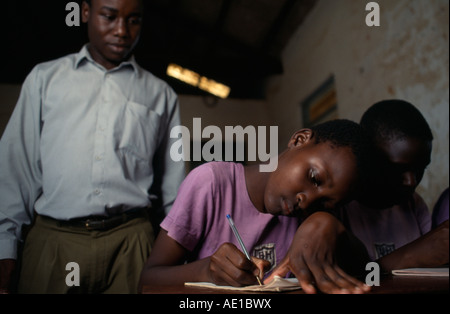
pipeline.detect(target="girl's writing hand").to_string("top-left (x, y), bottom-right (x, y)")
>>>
top-left (208, 242), bottom-right (270, 286)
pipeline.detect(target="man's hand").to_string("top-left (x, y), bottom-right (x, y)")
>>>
top-left (0, 259), bottom-right (16, 294)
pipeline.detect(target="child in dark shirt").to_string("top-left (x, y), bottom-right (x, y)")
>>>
top-left (335, 100), bottom-right (448, 271)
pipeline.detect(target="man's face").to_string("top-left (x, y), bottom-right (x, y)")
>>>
top-left (263, 130), bottom-right (358, 218)
top-left (82, 0), bottom-right (143, 70)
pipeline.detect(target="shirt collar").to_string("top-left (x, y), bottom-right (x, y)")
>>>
top-left (75, 44), bottom-right (139, 75)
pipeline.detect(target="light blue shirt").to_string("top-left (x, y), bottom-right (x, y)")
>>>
top-left (0, 45), bottom-right (185, 259)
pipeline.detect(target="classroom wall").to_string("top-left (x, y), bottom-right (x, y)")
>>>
top-left (265, 0), bottom-right (449, 209)
top-left (1, 0), bottom-right (448, 210)
top-left (177, 95), bottom-right (273, 170)
top-left (178, 95), bottom-right (271, 135)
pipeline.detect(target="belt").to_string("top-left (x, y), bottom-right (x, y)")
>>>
top-left (57, 208), bottom-right (148, 231)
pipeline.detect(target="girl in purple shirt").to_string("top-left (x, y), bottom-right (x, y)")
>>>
top-left (139, 119), bottom-right (374, 294)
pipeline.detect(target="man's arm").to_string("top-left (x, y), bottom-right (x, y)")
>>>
top-left (150, 92), bottom-right (185, 218)
top-left (0, 259), bottom-right (16, 294)
top-left (0, 67), bottom-right (43, 290)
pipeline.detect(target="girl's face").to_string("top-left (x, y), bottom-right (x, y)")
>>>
top-left (263, 130), bottom-right (358, 218)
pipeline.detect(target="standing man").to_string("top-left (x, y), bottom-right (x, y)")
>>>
top-left (0, 0), bottom-right (184, 293)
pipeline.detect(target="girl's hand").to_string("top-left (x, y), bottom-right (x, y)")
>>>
top-left (265, 212), bottom-right (371, 294)
top-left (208, 242), bottom-right (271, 286)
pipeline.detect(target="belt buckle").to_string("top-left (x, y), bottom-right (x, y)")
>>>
top-left (85, 219), bottom-right (105, 230)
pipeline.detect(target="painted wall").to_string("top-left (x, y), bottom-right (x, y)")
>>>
top-left (1, 0), bottom-right (448, 210)
top-left (265, 0), bottom-right (449, 209)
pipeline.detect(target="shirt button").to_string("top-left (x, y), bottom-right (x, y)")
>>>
top-left (95, 155), bottom-right (102, 161)
top-left (94, 189), bottom-right (101, 195)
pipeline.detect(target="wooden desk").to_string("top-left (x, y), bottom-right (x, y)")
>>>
top-left (369, 274), bottom-right (448, 294)
top-left (142, 274), bottom-right (449, 294)
top-left (140, 276), bottom-right (448, 312)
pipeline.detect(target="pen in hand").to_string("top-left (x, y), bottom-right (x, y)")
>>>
top-left (226, 214), bottom-right (263, 286)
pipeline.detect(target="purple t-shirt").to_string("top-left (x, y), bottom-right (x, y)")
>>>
top-left (161, 161), bottom-right (300, 275)
top-left (432, 188), bottom-right (449, 229)
top-left (336, 193), bottom-right (431, 261)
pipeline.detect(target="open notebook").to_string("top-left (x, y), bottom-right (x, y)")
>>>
top-left (392, 267), bottom-right (449, 277)
top-left (185, 276), bottom-right (301, 292)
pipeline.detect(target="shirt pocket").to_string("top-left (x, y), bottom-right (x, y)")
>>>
top-left (116, 100), bottom-right (162, 162)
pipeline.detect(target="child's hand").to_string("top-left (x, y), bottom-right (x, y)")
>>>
top-left (208, 243), bottom-right (271, 286)
top-left (265, 211), bottom-right (371, 294)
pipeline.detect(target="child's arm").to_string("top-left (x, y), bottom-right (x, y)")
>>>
top-left (265, 211), bottom-right (371, 294)
top-left (377, 219), bottom-right (449, 272)
top-left (138, 229), bottom-right (269, 291)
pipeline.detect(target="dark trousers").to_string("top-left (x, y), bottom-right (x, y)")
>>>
top-left (17, 214), bottom-right (154, 293)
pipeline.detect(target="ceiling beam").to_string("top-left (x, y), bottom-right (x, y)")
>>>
top-left (259, 0), bottom-right (299, 54)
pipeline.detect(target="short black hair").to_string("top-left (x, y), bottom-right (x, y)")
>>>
top-left (310, 119), bottom-right (374, 190)
top-left (360, 99), bottom-right (433, 144)
top-left (84, 0), bottom-right (144, 8)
